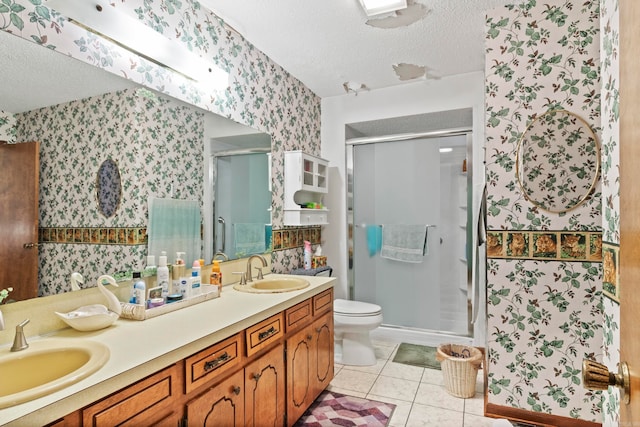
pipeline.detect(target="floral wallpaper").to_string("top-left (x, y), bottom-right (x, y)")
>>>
top-left (2, 0), bottom-right (322, 292)
top-left (599, 0), bottom-right (621, 425)
top-left (15, 87), bottom-right (204, 295)
top-left (0, 110), bottom-right (16, 142)
top-left (485, 1), bottom-right (603, 422)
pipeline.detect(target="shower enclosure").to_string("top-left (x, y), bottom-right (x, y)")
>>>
top-left (211, 150), bottom-right (271, 260)
top-left (346, 130), bottom-right (473, 337)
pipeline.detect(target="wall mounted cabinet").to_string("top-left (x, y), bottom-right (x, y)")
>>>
top-left (284, 151), bottom-right (329, 226)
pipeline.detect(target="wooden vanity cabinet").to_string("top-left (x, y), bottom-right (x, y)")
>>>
top-left (64, 288), bottom-right (332, 427)
top-left (244, 343), bottom-right (286, 427)
top-left (285, 289), bottom-right (334, 426)
top-left (185, 313), bottom-right (286, 427)
top-left (184, 369), bottom-right (245, 427)
top-left (82, 363), bottom-right (183, 427)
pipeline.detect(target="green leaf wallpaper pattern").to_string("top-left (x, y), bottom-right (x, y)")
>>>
top-left (2, 0), bottom-right (321, 294)
top-left (485, 1), bottom-right (604, 421)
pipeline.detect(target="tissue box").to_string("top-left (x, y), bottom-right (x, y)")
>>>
top-left (312, 256), bottom-right (327, 269)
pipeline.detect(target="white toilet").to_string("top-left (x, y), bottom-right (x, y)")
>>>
top-left (334, 299), bottom-right (383, 366)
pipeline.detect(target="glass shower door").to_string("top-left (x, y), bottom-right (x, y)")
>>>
top-left (350, 136), bottom-right (468, 334)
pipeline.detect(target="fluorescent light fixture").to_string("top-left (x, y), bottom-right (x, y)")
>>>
top-left (439, 147), bottom-right (453, 153)
top-left (47, 0), bottom-right (229, 91)
top-left (358, 0), bottom-right (407, 16)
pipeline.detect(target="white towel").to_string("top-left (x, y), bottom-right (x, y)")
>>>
top-left (380, 224), bottom-right (428, 263)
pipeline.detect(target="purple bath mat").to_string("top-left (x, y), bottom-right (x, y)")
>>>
top-left (293, 390), bottom-right (396, 427)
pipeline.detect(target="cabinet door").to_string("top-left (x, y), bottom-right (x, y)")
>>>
top-left (244, 343), bottom-right (286, 427)
top-left (286, 327), bottom-right (313, 426)
top-left (185, 370), bottom-right (245, 427)
top-left (311, 312), bottom-right (334, 399)
top-left (82, 364), bottom-right (182, 427)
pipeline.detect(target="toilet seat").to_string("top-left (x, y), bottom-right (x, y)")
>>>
top-left (334, 299), bottom-right (382, 317)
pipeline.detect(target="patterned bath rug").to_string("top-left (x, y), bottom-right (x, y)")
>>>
top-left (392, 342), bottom-right (440, 370)
top-left (294, 390), bottom-right (396, 427)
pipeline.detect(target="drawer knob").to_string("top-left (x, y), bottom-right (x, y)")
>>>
top-left (307, 335), bottom-right (313, 341)
top-left (232, 386), bottom-right (241, 395)
top-left (204, 351), bottom-right (230, 371)
top-left (258, 326), bottom-right (277, 341)
top-left (253, 372), bottom-right (262, 381)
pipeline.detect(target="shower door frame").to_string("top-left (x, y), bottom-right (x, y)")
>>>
top-left (345, 127), bottom-right (474, 336)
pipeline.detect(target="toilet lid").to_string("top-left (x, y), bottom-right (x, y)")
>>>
top-left (334, 299), bottom-right (382, 316)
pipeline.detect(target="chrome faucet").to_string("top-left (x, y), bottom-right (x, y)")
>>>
top-left (11, 319), bottom-right (30, 352)
top-left (246, 254), bottom-right (267, 282)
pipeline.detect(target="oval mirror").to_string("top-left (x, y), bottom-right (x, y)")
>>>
top-left (96, 158), bottom-right (122, 218)
top-left (516, 109), bottom-right (600, 213)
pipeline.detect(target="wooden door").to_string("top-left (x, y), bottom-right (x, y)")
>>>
top-left (244, 343), bottom-right (285, 427)
top-left (286, 327), bottom-right (312, 426)
top-left (619, 0), bottom-right (640, 422)
top-left (185, 369), bottom-right (245, 427)
top-left (311, 312), bottom-right (334, 398)
top-left (0, 141), bottom-right (39, 301)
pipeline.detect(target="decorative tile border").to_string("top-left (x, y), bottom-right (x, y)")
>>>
top-left (602, 242), bottom-right (619, 303)
top-left (486, 230), bottom-right (602, 262)
top-left (39, 226), bottom-right (321, 252)
top-left (39, 227), bottom-right (147, 245)
top-left (272, 227), bottom-right (322, 251)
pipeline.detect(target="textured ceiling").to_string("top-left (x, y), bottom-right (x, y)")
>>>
top-left (201, 0), bottom-right (514, 97)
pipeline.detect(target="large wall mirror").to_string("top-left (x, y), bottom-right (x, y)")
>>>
top-left (0, 30), bottom-right (272, 300)
top-left (515, 109), bottom-right (600, 213)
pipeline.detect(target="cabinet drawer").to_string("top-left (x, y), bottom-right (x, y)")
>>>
top-left (313, 288), bottom-right (333, 316)
top-left (185, 333), bottom-right (243, 394)
top-left (82, 364), bottom-right (181, 427)
top-left (283, 209), bottom-right (329, 226)
top-left (285, 298), bottom-right (312, 332)
top-left (246, 313), bottom-right (284, 357)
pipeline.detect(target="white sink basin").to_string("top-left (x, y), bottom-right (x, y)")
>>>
top-left (234, 277), bottom-right (310, 293)
top-left (0, 339), bottom-right (109, 408)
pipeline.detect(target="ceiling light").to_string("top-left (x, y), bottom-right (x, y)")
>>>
top-left (358, 0), bottom-right (407, 16)
top-left (439, 147), bottom-right (453, 153)
top-left (47, 0), bottom-right (229, 91)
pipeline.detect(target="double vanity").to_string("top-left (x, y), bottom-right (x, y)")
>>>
top-left (0, 274), bottom-right (335, 427)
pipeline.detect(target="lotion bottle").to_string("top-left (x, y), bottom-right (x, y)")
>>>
top-left (143, 255), bottom-right (157, 289)
top-left (210, 260), bottom-right (222, 294)
top-left (133, 272), bottom-right (146, 306)
top-left (303, 240), bottom-right (312, 270)
top-left (157, 251), bottom-right (170, 299)
top-left (190, 260), bottom-right (202, 297)
top-left (172, 252), bottom-right (186, 295)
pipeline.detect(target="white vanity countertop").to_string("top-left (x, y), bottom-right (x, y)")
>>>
top-left (0, 274), bottom-right (335, 427)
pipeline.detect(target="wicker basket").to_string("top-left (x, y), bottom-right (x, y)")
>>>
top-left (436, 344), bottom-right (483, 398)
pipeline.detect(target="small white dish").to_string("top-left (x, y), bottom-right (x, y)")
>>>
top-left (55, 304), bottom-right (118, 332)
top-left (55, 275), bottom-right (122, 332)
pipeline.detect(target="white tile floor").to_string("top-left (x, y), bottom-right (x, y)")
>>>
top-left (328, 340), bottom-right (496, 427)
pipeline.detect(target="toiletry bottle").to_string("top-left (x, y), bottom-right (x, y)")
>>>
top-left (304, 240), bottom-right (312, 270)
top-left (143, 255), bottom-right (157, 289)
top-left (199, 259), bottom-right (207, 284)
top-left (210, 260), bottom-right (222, 294)
top-left (190, 260), bottom-right (202, 297)
top-left (133, 272), bottom-right (146, 306)
top-left (157, 251), bottom-right (170, 299)
top-left (179, 277), bottom-right (189, 299)
top-left (172, 252), bottom-right (186, 295)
